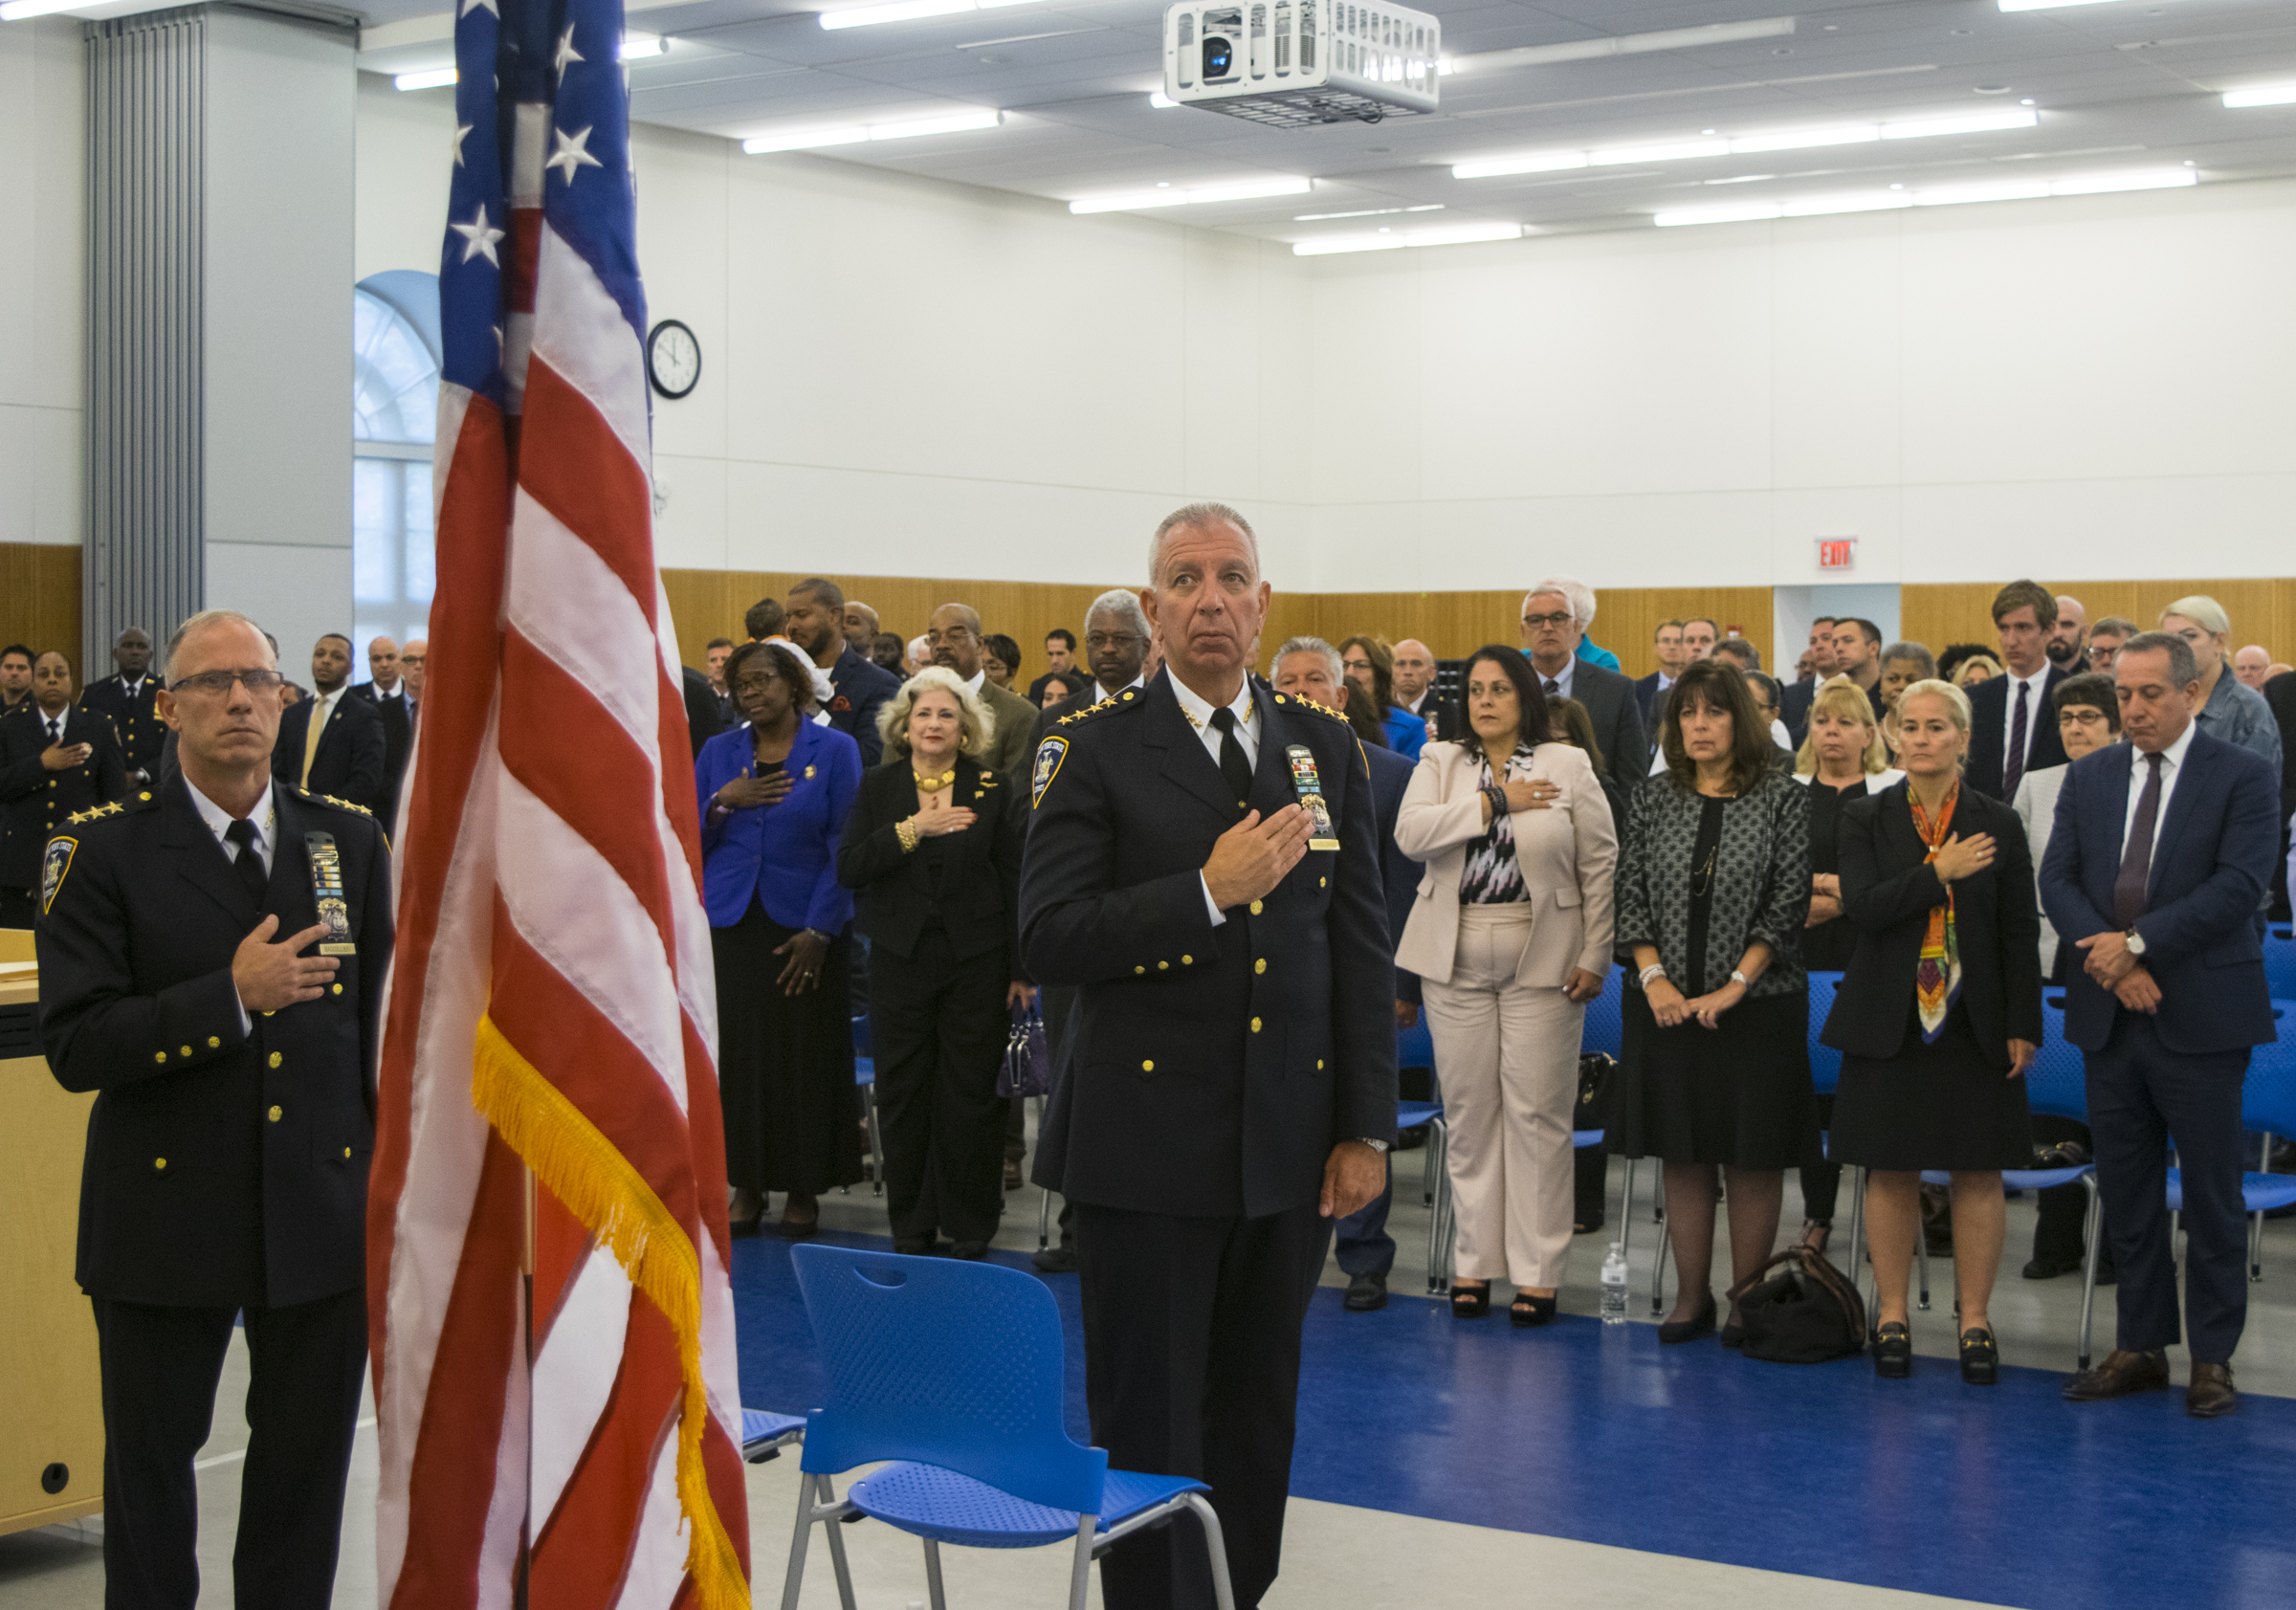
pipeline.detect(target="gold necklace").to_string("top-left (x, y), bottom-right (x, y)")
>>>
top-left (913, 766), bottom-right (957, 793)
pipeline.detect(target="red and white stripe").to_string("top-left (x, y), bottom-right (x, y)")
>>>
top-left (367, 118), bottom-right (748, 1610)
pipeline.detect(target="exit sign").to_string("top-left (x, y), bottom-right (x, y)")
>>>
top-left (1817, 537), bottom-right (1857, 571)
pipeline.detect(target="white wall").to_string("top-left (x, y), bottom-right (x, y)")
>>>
top-left (355, 77), bottom-right (1317, 590)
top-left (1303, 182), bottom-right (2296, 594)
top-left (0, 17), bottom-right (84, 550)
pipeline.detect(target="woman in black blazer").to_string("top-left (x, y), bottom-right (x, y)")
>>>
top-left (1824, 678), bottom-right (2042, 1384)
top-left (837, 668), bottom-right (1033, 1257)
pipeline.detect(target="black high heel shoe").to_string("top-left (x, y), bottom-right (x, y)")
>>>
top-left (1872, 1322), bottom-right (1912, 1379)
top-left (1959, 1327), bottom-right (1999, 1385)
top-left (1510, 1291), bottom-right (1557, 1329)
top-left (1658, 1292), bottom-right (1716, 1345)
top-left (1449, 1283), bottom-right (1491, 1319)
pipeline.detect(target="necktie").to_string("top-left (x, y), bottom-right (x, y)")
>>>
top-left (300, 696), bottom-right (328, 787)
top-left (1545, 678), bottom-right (1560, 696)
top-left (2111, 752), bottom-right (2164, 930)
top-left (2004, 679), bottom-right (2031, 797)
top-left (1208, 706), bottom-right (1253, 811)
top-left (225, 818), bottom-right (270, 906)
top-left (49, 718), bottom-right (62, 747)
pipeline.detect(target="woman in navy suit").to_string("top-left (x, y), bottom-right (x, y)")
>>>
top-left (696, 639), bottom-right (864, 1236)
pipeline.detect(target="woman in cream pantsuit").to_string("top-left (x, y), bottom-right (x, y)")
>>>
top-left (1396, 645), bottom-right (1619, 1327)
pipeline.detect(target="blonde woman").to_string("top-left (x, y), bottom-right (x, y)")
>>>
top-left (1953, 654), bottom-right (2004, 690)
top-left (1823, 678), bottom-right (2040, 1382)
top-left (1789, 676), bottom-right (1903, 1251)
top-left (837, 668), bottom-right (1032, 1257)
top-left (1395, 645), bottom-right (1617, 1327)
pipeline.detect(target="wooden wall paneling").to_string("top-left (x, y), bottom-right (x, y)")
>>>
top-left (1903, 580), bottom-right (2296, 665)
top-left (0, 543), bottom-right (85, 676)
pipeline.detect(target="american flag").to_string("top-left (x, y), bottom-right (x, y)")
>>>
top-left (364, 0), bottom-right (751, 1603)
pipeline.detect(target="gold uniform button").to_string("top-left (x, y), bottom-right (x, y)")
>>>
top-left (1134, 965), bottom-right (1146, 975)
top-left (331, 983), bottom-right (342, 996)
top-left (1141, 1060), bottom-right (1155, 1071)
top-left (153, 1158), bottom-right (166, 1171)
top-left (343, 1147), bottom-right (353, 1159)
top-left (140, 791), bottom-right (152, 801)
top-left (268, 1052), bottom-right (283, 1069)
top-left (1250, 1017), bottom-right (1263, 1032)
top-left (207, 1036), bottom-right (221, 1048)
top-left (1319, 876), bottom-right (1327, 889)
top-left (262, 1009), bottom-right (276, 1018)
top-left (1274, 693), bottom-right (1287, 703)
top-left (268, 1105), bottom-right (283, 1122)
top-left (154, 1049), bottom-right (167, 1064)
top-left (1317, 1058), bottom-right (1325, 1070)
top-left (1181, 955), bottom-right (1193, 965)
top-left (1158, 960), bottom-right (1169, 971)
top-left (1249, 900), bottom-right (1263, 915)
top-left (1254, 959), bottom-right (1267, 974)
top-left (180, 1045), bottom-right (192, 1058)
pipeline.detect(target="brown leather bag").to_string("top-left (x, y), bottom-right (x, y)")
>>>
top-left (1725, 1246), bottom-right (1868, 1364)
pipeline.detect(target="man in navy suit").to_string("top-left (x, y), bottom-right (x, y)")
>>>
top-left (1966, 580), bottom-right (2070, 799)
top-left (1269, 634), bottom-right (1418, 1312)
top-left (782, 578), bottom-right (899, 769)
top-left (2041, 631), bottom-right (2280, 1418)
top-left (271, 635), bottom-right (386, 811)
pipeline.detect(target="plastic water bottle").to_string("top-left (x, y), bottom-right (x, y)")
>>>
top-left (1600, 1243), bottom-right (1629, 1325)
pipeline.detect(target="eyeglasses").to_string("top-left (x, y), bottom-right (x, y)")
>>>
top-left (1084, 632), bottom-right (1140, 651)
top-left (922, 629), bottom-right (975, 646)
top-left (1521, 611), bottom-right (1574, 629)
top-left (732, 673), bottom-right (783, 694)
top-left (172, 669), bottom-right (285, 695)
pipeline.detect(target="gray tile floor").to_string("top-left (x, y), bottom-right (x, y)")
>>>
top-left (5, 1142), bottom-right (2288, 1607)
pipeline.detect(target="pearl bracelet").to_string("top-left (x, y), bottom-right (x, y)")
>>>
top-left (1639, 963), bottom-right (1667, 988)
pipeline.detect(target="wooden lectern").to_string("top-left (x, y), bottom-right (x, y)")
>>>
top-left (0, 928), bottom-right (104, 1534)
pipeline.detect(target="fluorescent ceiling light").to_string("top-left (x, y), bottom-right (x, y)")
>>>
top-left (1069, 176), bottom-right (1311, 213)
top-left (1295, 205), bottom-right (1444, 220)
top-left (1447, 16), bottom-right (1794, 75)
top-left (621, 32), bottom-right (666, 56)
top-left (2223, 83), bottom-right (2296, 108)
top-left (1654, 165), bottom-right (2196, 226)
top-left (1454, 106), bottom-right (2036, 181)
top-left (394, 68), bottom-right (459, 91)
top-left (820, 0), bottom-right (1038, 30)
top-left (1149, 91), bottom-right (1178, 109)
top-left (0, 0), bottom-right (80, 18)
top-left (743, 108), bottom-right (1002, 154)
top-left (1292, 221), bottom-right (1523, 256)
top-left (1998, 0), bottom-right (2174, 9)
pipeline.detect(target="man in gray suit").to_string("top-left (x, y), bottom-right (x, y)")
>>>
top-left (1520, 576), bottom-right (1646, 792)
top-left (882, 602), bottom-right (1039, 783)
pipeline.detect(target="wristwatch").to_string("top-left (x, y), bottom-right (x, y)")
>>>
top-left (2124, 927), bottom-right (2147, 959)
top-left (1355, 1137), bottom-right (1390, 1154)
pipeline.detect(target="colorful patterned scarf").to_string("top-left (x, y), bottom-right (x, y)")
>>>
top-left (1908, 784), bottom-right (1963, 1042)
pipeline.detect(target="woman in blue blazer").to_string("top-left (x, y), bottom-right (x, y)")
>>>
top-left (696, 640), bottom-right (863, 1237)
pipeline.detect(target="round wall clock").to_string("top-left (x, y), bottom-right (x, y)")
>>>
top-left (646, 319), bottom-right (701, 400)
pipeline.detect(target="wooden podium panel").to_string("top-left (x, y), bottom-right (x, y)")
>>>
top-left (0, 970), bottom-right (105, 1534)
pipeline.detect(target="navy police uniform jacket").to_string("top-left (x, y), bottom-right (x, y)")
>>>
top-left (1019, 671), bottom-right (1397, 1220)
top-left (1, 707), bottom-right (127, 892)
top-left (36, 773), bottom-right (394, 1309)
top-left (81, 673), bottom-right (165, 780)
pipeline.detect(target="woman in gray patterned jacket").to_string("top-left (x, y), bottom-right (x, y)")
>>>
top-left (1611, 659), bottom-right (1818, 1347)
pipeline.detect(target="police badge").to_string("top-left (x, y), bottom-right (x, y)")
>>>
top-left (305, 831), bottom-right (358, 955)
top-left (40, 836), bottom-right (76, 915)
top-left (1286, 745), bottom-right (1341, 851)
top-left (1031, 737), bottom-right (1069, 809)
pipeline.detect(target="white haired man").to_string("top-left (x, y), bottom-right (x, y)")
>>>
top-left (1518, 577), bottom-right (1645, 791)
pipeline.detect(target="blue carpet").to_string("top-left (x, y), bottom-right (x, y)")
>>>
top-left (732, 1233), bottom-right (2296, 1610)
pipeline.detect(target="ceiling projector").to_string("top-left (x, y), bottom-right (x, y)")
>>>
top-left (1161, 0), bottom-right (1441, 126)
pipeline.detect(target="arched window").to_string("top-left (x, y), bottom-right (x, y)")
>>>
top-left (352, 271), bottom-right (441, 662)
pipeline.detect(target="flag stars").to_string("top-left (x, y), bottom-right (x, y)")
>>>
top-left (450, 202), bottom-right (507, 266)
top-left (452, 122), bottom-right (473, 167)
top-left (553, 23), bottom-right (583, 78)
top-left (546, 124), bottom-right (604, 184)
top-left (459, 0), bottom-right (497, 16)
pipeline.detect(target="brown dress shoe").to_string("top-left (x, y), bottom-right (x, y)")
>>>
top-left (2186, 1362), bottom-right (2239, 1419)
top-left (2062, 1348), bottom-right (2170, 1401)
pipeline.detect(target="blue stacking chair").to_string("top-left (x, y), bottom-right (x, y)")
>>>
top-left (2163, 1003), bottom-right (2296, 1278)
top-left (850, 1015), bottom-right (885, 1197)
top-left (2263, 928), bottom-right (2294, 1002)
top-left (1580, 964), bottom-right (1624, 1060)
top-left (781, 1245), bottom-right (1235, 1610)
top-left (742, 1407), bottom-right (806, 1463)
top-left (1395, 1017), bottom-right (1453, 1292)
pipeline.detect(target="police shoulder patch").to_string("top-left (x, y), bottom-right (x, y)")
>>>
top-left (41, 835), bottom-right (76, 915)
top-left (1031, 737), bottom-right (1069, 808)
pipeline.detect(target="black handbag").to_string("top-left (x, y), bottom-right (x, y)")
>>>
top-left (1575, 1052), bottom-right (1615, 1129)
top-left (1725, 1246), bottom-right (1867, 1364)
top-left (997, 1004), bottom-right (1050, 1099)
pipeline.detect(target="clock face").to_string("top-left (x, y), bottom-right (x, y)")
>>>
top-left (647, 319), bottom-right (701, 399)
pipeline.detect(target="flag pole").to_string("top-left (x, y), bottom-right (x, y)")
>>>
top-left (519, 1162), bottom-right (536, 1610)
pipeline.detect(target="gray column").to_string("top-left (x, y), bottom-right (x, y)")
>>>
top-left (84, 3), bottom-right (354, 671)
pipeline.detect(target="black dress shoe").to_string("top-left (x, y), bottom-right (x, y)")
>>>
top-left (950, 1240), bottom-right (989, 1261)
top-left (1509, 1290), bottom-right (1556, 1328)
top-left (2063, 1348), bottom-right (2170, 1401)
top-left (1719, 1320), bottom-right (1745, 1350)
top-left (1658, 1293), bottom-right (1716, 1345)
top-left (1872, 1322), bottom-right (1912, 1379)
top-left (2021, 1254), bottom-right (2080, 1280)
top-left (1003, 1158), bottom-right (1025, 1192)
top-left (893, 1235), bottom-right (935, 1256)
top-left (729, 1211), bottom-right (764, 1238)
top-left (1958, 1327), bottom-right (1999, 1385)
top-left (2187, 1362), bottom-right (2239, 1419)
top-left (1345, 1274), bottom-right (1389, 1312)
top-left (1031, 1244), bottom-right (1078, 1274)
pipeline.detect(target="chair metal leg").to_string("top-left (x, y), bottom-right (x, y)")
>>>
top-left (1425, 1118), bottom-right (1452, 1295)
top-left (2250, 1209), bottom-right (2264, 1283)
top-left (865, 1083), bottom-right (886, 1198)
top-left (1847, 1169), bottom-right (1868, 1313)
top-left (1650, 1215), bottom-right (1670, 1316)
top-left (923, 1537), bottom-right (948, 1610)
top-left (1616, 1157), bottom-right (1637, 1269)
top-left (1068, 1516), bottom-right (1097, 1610)
top-left (779, 1476), bottom-right (815, 1610)
top-left (1181, 1492), bottom-right (1238, 1610)
top-left (819, 1476), bottom-right (857, 1610)
top-left (1915, 1217), bottom-right (1932, 1312)
top-left (2076, 1176), bottom-right (2103, 1371)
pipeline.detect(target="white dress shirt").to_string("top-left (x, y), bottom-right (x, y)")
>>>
top-left (186, 776), bottom-right (277, 1030)
top-left (1532, 656), bottom-right (1577, 701)
top-left (1095, 672), bottom-right (1146, 701)
top-left (2000, 665), bottom-right (2051, 775)
top-left (2122, 718), bottom-right (2197, 880)
top-left (1170, 673), bottom-right (1259, 927)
